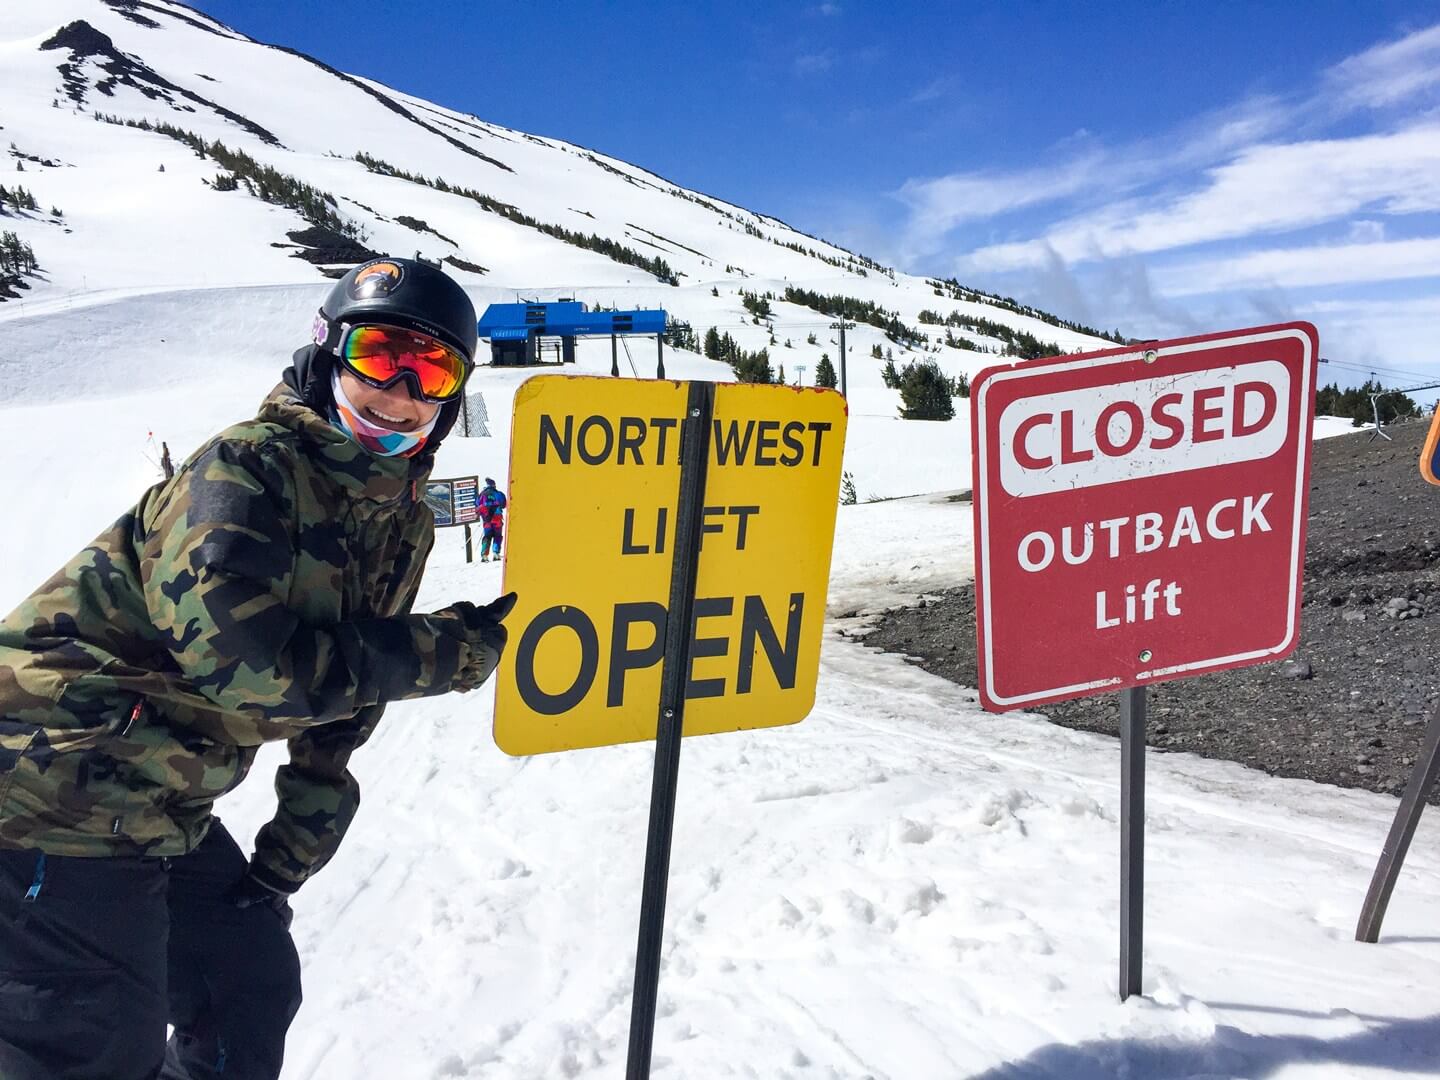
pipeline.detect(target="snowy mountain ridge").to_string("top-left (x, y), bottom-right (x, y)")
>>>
top-left (0, 0), bottom-right (1109, 350)
top-left (0, 0), bottom-right (1137, 512)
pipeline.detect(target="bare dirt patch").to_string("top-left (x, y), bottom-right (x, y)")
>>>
top-left (859, 418), bottom-right (1440, 798)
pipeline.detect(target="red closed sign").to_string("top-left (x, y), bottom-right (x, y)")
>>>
top-left (971, 323), bottom-right (1319, 711)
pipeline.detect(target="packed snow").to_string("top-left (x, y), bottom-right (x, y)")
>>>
top-left (4, 281), bottom-right (1437, 1080)
top-left (1, 2), bottom-right (1436, 1077)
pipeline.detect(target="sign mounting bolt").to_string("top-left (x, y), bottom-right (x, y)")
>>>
top-left (1138, 649), bottom-right (1153, 663)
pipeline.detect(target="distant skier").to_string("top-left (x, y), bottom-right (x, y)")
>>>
top-left (0, 257), bottom-right (515, 1080)
top-left (479, 475), bottom-right (506, 562)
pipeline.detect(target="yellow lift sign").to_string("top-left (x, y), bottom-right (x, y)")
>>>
top-left (494, 375), bottom-right (848, 755)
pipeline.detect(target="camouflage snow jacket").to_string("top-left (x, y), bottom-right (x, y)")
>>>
top-left (0, 384), bottom-right (475, 892)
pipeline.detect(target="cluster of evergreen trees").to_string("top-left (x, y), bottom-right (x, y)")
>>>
top-left (879, 356), bottom-right (967, 418)
top-left (355, 153), bottom-right (678, 285)
top-left (1315, 380), bottom-right (1421, 426)
top-left (781, 286), bottom-right (926, 346)
top-left (94, 114), bottom-right (207, 157)
top-left (0, 231), bottom-right (37, 275)
top-left (896, 360), bottom-right (958, 420)
top-left (916, 307), bottom-right (1061, 360)
top-left (662, 321), bottom-right (698, 351)
top-left (739, 289), bottom-right (772, 319)
top-left (702, 327), bottom-right (773, 382)
top-left (773, 237), bottom-right (866, 275)
top-left (662, 182), bottom-right (877, 276)
top-left (209, 142), bottom-right (364, 240)
top-left (94, 113), bottom-right (363, 240)
top-left (927, 276), bottom-right (1126, 343)
top-left (0, 185), bottom-right (38, 213)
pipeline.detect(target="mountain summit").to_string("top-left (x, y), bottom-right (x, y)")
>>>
top-left (1, 0), bottom-right (1112, 363)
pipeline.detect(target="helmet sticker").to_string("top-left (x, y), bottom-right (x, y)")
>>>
top-left (349, 260), bottom-right (405, 300)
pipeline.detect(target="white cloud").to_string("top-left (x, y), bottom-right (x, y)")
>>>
top-left (960, 122), bottom-right (1440, 272)
top-left (1348, 219), bottom-right (1386, 243)
top-left (1295, 294), bottom-right (1440, 384)
top-left (892, 155), bottom-right (1104, 263)
top-left (890, 95), bottom-right (1296, 268)
top-left (871, 21), bottom-right (1440, 376)
top-left (1155, 235), bottom-right (1440, 296)
top-left (1324, 22), bottom-right (1440, 109)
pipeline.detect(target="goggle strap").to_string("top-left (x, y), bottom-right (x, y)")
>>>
top-left (311, 310), bottom-right (346, 354)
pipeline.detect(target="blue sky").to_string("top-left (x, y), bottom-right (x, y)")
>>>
top-left (191, 1), bottom-right (1440, 383)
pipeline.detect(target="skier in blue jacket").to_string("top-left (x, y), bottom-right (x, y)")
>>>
top-left (479, 477), bottom-right (507, 562)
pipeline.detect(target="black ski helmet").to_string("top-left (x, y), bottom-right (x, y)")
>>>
top-left (314, 257), bottom-right (478, 363)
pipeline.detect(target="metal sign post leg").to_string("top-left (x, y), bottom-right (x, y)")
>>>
top-left (463, 524), bottom-right (474, 564)
top-left (612, 332), bottom-right (620, 378)
top-left (1119, 685), bottom-right (1146, 1001)
top-left (1356, 710), bottom-right (1440, 942)
top-left (626, 380), bottom-right (714, 1080)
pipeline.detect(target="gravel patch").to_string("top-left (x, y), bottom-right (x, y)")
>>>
top-left (858, 417), bottom-right (1440, 799)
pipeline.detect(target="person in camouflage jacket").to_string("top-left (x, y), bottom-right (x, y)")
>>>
top-left (0, 258), bottom-right (511, 1080)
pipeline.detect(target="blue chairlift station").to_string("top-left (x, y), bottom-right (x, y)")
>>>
top-left (477, 300), bottom-right (673, 377)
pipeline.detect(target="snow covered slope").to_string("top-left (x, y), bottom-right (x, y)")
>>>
top-left (0, 0), bottom-right (1124, 503)
top-left (3, 5), bottom-right (1436, 1079)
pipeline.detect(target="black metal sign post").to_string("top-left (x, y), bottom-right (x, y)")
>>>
top-left (625, 380), bottom-right (714, 1080)
top-left (1119, 685), bottom-right (1146, 1001)
top-left (1356, 710), bottom-right (1440, 942)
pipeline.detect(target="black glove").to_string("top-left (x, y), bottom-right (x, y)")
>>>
top-left (438, 592), bottom-right (517, 693)
top-left (231, 869), bottom-right (295, 930)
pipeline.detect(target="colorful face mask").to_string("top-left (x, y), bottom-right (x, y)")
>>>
top-left (329, 369), bottom-right (439, 458)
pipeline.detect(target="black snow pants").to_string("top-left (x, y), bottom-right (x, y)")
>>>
top-left (0, 822), bottom-right (302, 1080)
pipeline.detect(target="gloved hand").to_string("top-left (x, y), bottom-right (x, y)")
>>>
top-left (230, 868), bottom-right (295, 930)
top-left (435, 592), bottom-right (517, 693)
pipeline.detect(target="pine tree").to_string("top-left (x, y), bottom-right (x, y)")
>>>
top-left (732, 347), bottom-right (773, 384)
top-left (1315, 379), bottom-right (1418, 426)
top-left (880, 358), bottom-right (901, 389)
top-left (777, 364), bottom-right (786, 384)
top-left (703, 326), bottom-right (721, 360)
top-left (0, 230), bottom-right (36, 275)
top-left (815, 353), bottom-right (837, 389)
top-left (898, 361), bottom-right (955, 420)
